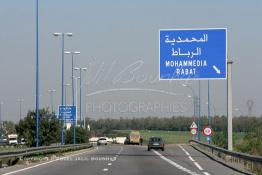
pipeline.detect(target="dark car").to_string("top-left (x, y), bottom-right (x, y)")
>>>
top-left (148, 137), bottom-right (165, 151)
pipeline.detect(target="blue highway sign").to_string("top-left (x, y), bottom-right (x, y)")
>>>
top-left (59, 105), bottom-right (76, 123)
top-left (159, 28), bottom-right (227, 80)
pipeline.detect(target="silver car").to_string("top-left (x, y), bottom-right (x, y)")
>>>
top-left (97, 137), bottom-right (107, 145)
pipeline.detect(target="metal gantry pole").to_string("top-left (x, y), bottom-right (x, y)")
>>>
top-left (198, 80), bottom-right (201, 141)
top-left (227, 61), bottom-right (233, 151)
top-left (207, 80), bottom-right (211, 144)
top-left (35, 0), bottom-right (39, 147)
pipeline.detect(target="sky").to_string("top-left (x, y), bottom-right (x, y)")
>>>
top-left (0, 0), bottom-right (261, 121)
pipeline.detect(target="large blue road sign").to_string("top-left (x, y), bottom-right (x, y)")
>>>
top-left (59, 106), bottom-right (76, 123)
top-left (159, 28), bottom-right (227, 80)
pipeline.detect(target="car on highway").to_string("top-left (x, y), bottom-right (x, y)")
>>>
top-left (148, 137), bottom-right (165, 151)
top-left (97, 137), bottom-right (107, 145)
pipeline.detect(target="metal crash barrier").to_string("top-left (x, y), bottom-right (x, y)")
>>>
top-left (189, 140), bottom-right (262, 175)
top-left (0, 143), bottom-right (92, 168)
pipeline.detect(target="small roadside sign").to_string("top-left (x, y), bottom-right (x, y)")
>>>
top-left (59, 105), bottom-right (76, 123)
top-left (190, 121), bottom-right (198, 129)
top-left (190, 128), bottom-right (198, 136)
top-left (203, 126), bottom-right (212, 136)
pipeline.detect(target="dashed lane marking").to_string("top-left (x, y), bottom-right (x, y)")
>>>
top-left (153, 150), bottom-right (201, 175)
top-left (179, 145), bottom-right (209, 173)
top-left (194, 162), bottom-right (204, 171)
top-left (103, 168), bottom-right (108, 172)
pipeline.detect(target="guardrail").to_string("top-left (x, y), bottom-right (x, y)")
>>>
top-left (0, 143), bottom-right (92, 168)
top-left (189, 140), bottom-right (262, 175)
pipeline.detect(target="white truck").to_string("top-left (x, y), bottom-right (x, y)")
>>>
top-left (7, 134), bottom-right (18, 145)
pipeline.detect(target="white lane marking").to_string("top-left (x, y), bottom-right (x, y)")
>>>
top-left (153, 150), bottom-right (201, 175)
top-left (103, 168), bottom-right (108, 172)
top-left (116, 146), bottom-right (123, 155)
top-left (194, 162), bottom-right (204, 171)
top-left (3, 149), bottom-right (95, 175)
top-left (188, 156), bottom-right (195, 162)
top-left (179, 145), bottom-right (190, 156)
top-left (108, 163), bottom-right (112, 166)
top-left (203, 172), bottom-right (210, 175)
top-left (179, 145), bottom-right (209, 173)
top-left (110, 157), bottom-right (117, 161)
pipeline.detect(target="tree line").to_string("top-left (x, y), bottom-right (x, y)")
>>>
top-left (88, 116), bottom-right (262, 132)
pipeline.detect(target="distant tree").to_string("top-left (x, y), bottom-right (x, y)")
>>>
top-left (1, 121), bottom-right (16, 136)
top-left (16, 108), bottom-right (60, 147)
top-left (65, 127), bottom-right (90, 144)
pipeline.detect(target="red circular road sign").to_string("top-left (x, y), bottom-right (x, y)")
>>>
top-left (190, 128), bottom-right (198, 136)
top-left (203, 126), bottom-right (212, 136)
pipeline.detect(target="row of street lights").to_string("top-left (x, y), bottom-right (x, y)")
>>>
top-left (53, 32), bottom-right (88, 145)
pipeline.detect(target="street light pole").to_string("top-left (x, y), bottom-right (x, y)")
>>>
top-left (182, 84), bottom-right (196, 121)
top-left (48, 89), bottom-right (56, 113)
top-left (17, 99), bottom-right (24, 120)
top-left (65, 51), bottom-right (80, 107)
top-left (53, 32), bottom-right (72, 145)
top-left (73, 76), bottom-right (80, 144)
top-left (35, 0), bottom-right (39, 147)
top-left (74, 68), bottom-right (87, 128)
top-left (64, 84), bottom-right (70, 106)
top-left (0, 102), bottom-right (3, 138)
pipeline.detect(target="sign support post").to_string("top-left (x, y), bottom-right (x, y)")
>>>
top-left (227, 60), bottom-right (233, 151)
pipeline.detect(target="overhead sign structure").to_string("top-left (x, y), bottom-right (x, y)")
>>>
top-left (59, 105), bottom-right (76, 123)
top-left (159, 28), bottom-right (227, 80)
top-left (203, 126), bottom-right (213, 136)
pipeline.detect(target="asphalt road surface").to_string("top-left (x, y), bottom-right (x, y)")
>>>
top-left (1, 144), bottom-right (245, 175)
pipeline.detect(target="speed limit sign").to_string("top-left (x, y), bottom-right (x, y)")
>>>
top-left (190, 128), bottom-right (198, 136)
top-left (203, 126), bottom-right (212, 136)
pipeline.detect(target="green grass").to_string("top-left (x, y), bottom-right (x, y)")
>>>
top-left (114, 130), bottom-right (245, 145)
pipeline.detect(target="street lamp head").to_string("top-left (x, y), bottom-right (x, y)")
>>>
top-left (73, 51), bottom-right (80, 54)
top-left (82, 68), bottom-right (87, 71)
top-left (65, 33), bottom-right (73, 37)
top-left (64, 84), bottom-right (71, 86)
top-left (53, 32), bottom-right (62, 36)
top-left (64, 51), bottom-right (71, 54)
top-left (74, 68), bottom-right (80, 70)
top-left (48, 89), bottom-right (56, 92)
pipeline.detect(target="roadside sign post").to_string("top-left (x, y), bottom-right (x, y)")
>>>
top-left (190, 122), bottom-right (198, 139)
top-left (203, 126), bottom-right (213, 144)
top-left (59, 105), bottom-right (76, 144)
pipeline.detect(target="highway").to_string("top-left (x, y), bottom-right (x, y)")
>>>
top-left (1, 144), bottom-right (245, 175)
